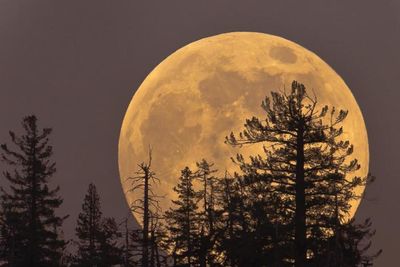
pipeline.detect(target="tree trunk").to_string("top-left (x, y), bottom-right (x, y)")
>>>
top-left (142, 169), bottom-right (149, 267)
top-left (295, 123), bottom-right (307, 267)
top-left (29, 140), bottom-right (38, 266)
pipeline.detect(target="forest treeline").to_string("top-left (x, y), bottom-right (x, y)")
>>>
top-left (0, 81), bottom-right (380, 267)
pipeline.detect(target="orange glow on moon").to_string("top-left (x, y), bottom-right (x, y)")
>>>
top-left (118, 32), bottom-right (369, 223)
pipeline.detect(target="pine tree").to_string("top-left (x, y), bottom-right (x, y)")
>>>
top-left (74, 183), bottom-right (122, 267)
top-left (127, 228), bottom-right (143, 266)
top-left (312, 176), bottom-right (382, 267)
top-left (0, 195), bottom-right (22, 266)
top-left (149, 216), bottom-right (168, 267)
top-left (0, 115), bottom-right (67, 267)
top-left (226, 81), bottom-right (368, 266)
top-left (321, 218), bottom-right (381, 267)
top-left (74, 183), bottom-right (103, 266)
top-left (215, 172), bottom-right (282, 267)
top-left (215, 173), bottom-right (237, 266)
top-left (165, 167), bottom-right (200, 266)
top-left (99, 217), bottom-right (123, 266)
top-left (214, 174), bottom-right (250, 267)
top-left (194, 159), bottom-right (218, 267)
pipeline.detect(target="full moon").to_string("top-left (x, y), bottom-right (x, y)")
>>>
top-left (119, 32), bottom-right (368, 223)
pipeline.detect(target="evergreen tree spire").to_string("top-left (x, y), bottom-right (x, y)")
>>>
top-left (74, 183), bottom-right (122, 267)
top-left (226, 81), bottom-right (369, 266)
top-left (75, 183), bottom-right (103, 266)
top-left (165, 167), bottom-right (200, 266)
top-left (0, 115), bottom-right (67, 267)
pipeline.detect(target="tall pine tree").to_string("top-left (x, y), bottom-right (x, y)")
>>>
top-left (165, 167), bottom-right (200, 267)
top-left (74, 183), bottom-right (122, 267)
top-left (226, 81), bottom-right (371, 266)
top-left (74, 183), bottom-right (103, 266)
top-left (0, 115), bottom-right (67, 267)
top-left (194, 159), bottom-right (218, 267)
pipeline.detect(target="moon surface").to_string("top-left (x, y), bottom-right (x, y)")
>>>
top-left (119, 32), bottom-right (369, 223)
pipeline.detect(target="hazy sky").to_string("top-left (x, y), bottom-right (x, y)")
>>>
top-left (0, 1), bottom-right (398, 265)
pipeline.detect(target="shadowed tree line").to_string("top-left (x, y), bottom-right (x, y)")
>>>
top-left (0, 116), bottom-right (144, 267)
top-left (129, 81), bottom-right (381, 267)
top-left (0, 81), bottom-right (381, 267)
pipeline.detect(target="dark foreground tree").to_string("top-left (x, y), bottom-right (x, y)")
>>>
top-left (165, 167), bottom-right (200, 266)
top-left (213, 171), bottom-right (285, 267)
top-left (226, 81), bottom-right (378, 266)
top-left (194, 159), bottom-right (219, 267)
top-left (73, 183), bottom-right (122, 267)
top-left (128, 148), bottom-right (164, 267)
top-left (99, 217), bottom-right (123, 266)
top-left (74, 183), bottom-right (103, 266)
top-left (120, 217), bottom-right (138, 267)
top-left (315, 217), bottom-right (381, 267)
top-left (0, 115), bottom-right (67, 267)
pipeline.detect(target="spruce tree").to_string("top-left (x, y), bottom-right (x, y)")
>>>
top-left (165, 167), bottom-right (200, 266)
top-left (226, 81), bottom-right (368, 266)
top-left (99, 217), bottom-right (123, 266)
top-left (74, 183), bottom-right (103, 266)
top-left (215, 173), bottom-right (238, 266)
top-left (320, 218), bottom-right (381, 267)
top-left (215, 174), bottom-right (249, 267)
top-left (0, 115), bottom-right (67, 267)
top-left (74, 183), bottom-right (122, 267)
top-left (194, 159), bottom-right (218, 267)
top-left (0, 194), bottom-right (23, 266)
top-left (215, 172), bottom-right (281, 267)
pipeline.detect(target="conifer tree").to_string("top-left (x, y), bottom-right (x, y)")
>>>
top-left (121, 217), bottom-right (137, 267)
top-left (74, 183), bottom-right (122, 267)
top-left (99, 217), bottom-right (123, 266)
top-left (0, 195), bottom-right (22, 266)
top-left (149, 216), bottom-right (168, 267)
top-left (215, 172), bottom-right (282, 267)
top-left (126, 228), bottom-right (143, 266)
top-left (318, 218), bottom-right (381, 267)
top-left (214, 173), bottom-right (238, 266)
top-left (194, 159), bottom-right (218, 267)
top-left (0, 115), bottom-right (67, 267)
top-left (214, 174), bottom-right (249, 267)
top-left (74, 183), bottom-right (103, 266)
top-left (165, 167), bottom-right (200, 266)
top-left (226, 81), bottom-right (368, 266)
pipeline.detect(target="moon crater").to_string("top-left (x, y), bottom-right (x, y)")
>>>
top-left (269, 46), bottom-right (297, 64)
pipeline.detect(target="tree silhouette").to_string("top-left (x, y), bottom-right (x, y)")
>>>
top-left (214, 173), bottom-right (239, 266)
top-left (314, 217), bottom-right (381, 267)
top-left (74, 183), bottom-right (103, 266)
top-left (74, 183), bottom-right (122, 266)
top-left (0, 115), bottom-right (67, 267)
top-left (99, 217), bottom-right (123, 266)
top-left (213, 171), bottom-right (285, 267)
top-left (120, 217), bottom-right (138, 267)
top-left (127, 148), bottom-right (163, 267)
top-left (165, 167), bottom-right (200, 266)
top-left (194, 159), bottom-right (218, 267)
top-left (226, 81), bottom-right (369, 266)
